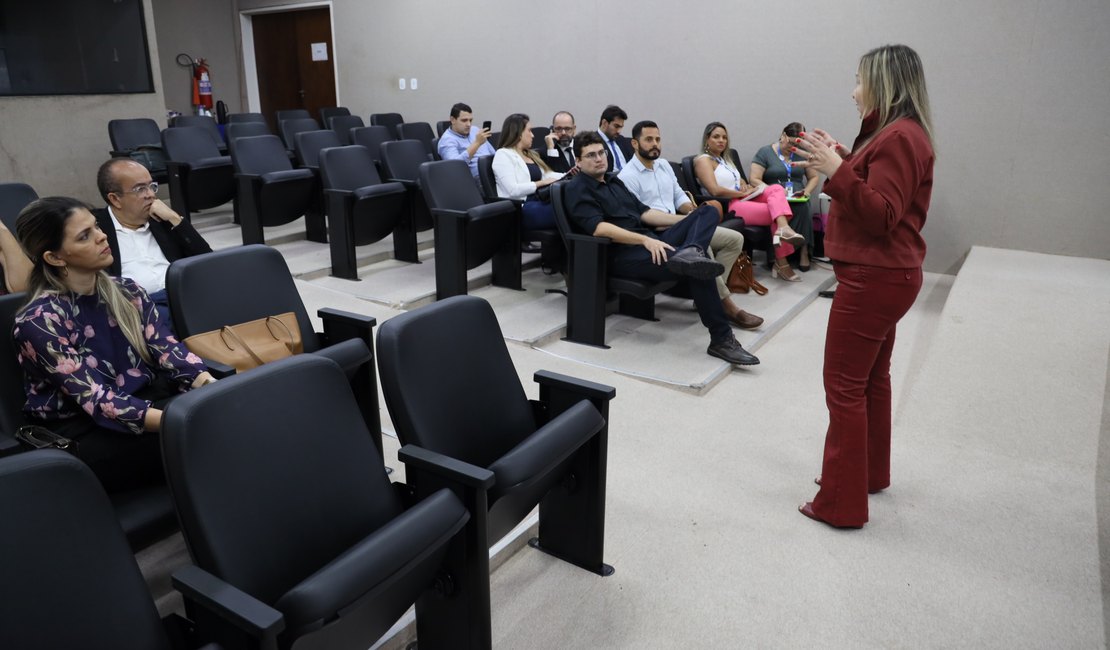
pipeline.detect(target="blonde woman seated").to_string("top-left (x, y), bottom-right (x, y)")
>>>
top-left (492, 113), bottom-right (565, 230)
top-left (13, 197), bottom-right (215, 492)
top-left (694, 121), bottom-right (806, 282)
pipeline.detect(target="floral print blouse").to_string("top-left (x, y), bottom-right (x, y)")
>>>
top-left (13, 277), bottom-right (207, 434)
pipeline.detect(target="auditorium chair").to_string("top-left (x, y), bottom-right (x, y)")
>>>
top-left (319, 105), bottom-right (350, 127)
top-left (475, 155), bottom-right (564, 273)
top-left (226, 121), bottom-right (272, 158)
top-left (530, 126), bottom-right (550, 151)
top-left (160, 125), bottom-right (236, 222)
top-left (0, 450), bottom-right (272, 649)
top-left (108, 117), bottom-right (168, 183)
top-left (231, 134), bottom-right (319, 245)
top-left (172, 114), bottom-right (228, 154)
top-left (397, 121), bottom-right (438, 158)
top-left (327, 114), bottom-right (365, 144)
top-left (550, 181), bottom-right (678, 348)
top-left (162, 355), bottom-right (477, 650)
top-left (165, 244), bottom-right (383, 458)
top-left (351, 124), bottom-right (396, 172)
top-left (680, 153), bottom-right (774, 263)
top-left (380, 139), bottom-right (436, 232)
top-left (0, 292), bottom-right (178, 550)
top-left (319, 145), bottom-right (413, 277)
top-left (418, 159), bottom-right (522, 300)
top-left (436, 120), bottom-right (450, 137)
top-left (279, 117), bottom-right (321, 151)
top-left (0, 181), bottom-right (38, 229)
top-left (275, 108), bottom-right (313, 124)
top-left (370, 112), bottom-right (404, 134)
top-left (228, 112), bottom-right (266, 124)
top-left (377, 295), bottom-right (616, 648)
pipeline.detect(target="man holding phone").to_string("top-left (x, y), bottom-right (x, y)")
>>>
top-left (437, 102), bottom-right (495, 179)
top-left (542, 110), bottom-right (578, 173)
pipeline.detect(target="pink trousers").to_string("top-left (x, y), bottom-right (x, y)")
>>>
top-left (727, 184), bottom-right (795, 259)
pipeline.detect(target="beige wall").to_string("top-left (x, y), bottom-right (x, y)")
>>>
top-left (0, 0), bottom-right (167, 202)
top-left (3, 0), bottom-right (1108, 272)
top-left (151, 0), bottom-right (243, 116)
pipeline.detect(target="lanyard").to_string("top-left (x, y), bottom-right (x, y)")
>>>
top-left (776, 144), bottom-right (793, 178)
top-left (714, 156), bottom-right (740, 190)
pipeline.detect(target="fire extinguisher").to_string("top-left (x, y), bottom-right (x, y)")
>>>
top-left (193, 58), bottom-right (213, 114)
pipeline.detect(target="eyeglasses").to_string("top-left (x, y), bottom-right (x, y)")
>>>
top-left (116, 182), bottom-right (159, 197)
top-left (580, 149), bottom-right (608, 161)
top-left (551, 126), bottom-right (575, 133)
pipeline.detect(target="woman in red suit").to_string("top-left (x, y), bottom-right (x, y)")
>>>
top-left (793, 44), bottom-right (936, 528)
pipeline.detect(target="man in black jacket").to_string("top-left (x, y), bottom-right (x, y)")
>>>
top-left (93, 158), bottom-right (212, 323)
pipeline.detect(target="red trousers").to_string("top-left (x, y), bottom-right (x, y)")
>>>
top-left (812, 262), bottom-right (923, 526)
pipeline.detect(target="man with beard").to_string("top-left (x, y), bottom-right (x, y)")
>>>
top-left (542, 110), bottom-right (578, 173)
top-left (563, 131), bottom-right (760, 366)
top-left (93, 158), bottom-right (212, 324)
top-left (619, 121), bottom-right (763, 330)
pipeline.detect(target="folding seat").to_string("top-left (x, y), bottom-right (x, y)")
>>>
top-left (280, 117), bottom-right (322, 150)
top-left (231, 134), bottom-right (319, 245)
top-left (418, 159), bottom-right (521, 300)
top-left (319, 105), bottom-right (350, 127)
top-left (530, 125), bottom-right (550, 151)
top-left (550, 182), bottom-right (678, 348)
top-left (228, 112), bottom-right (266, 124)
top-left (327, 114), bottom-right (365, 145)
top-left (681, 153), bottom-right (773, 262)
top-left (435, 120), bottom-right (451, 137)
top-left (319, 145), bottom-right (412, 277)
top-left (172, 114), bottom-right (228, 154)
top-left (0, 181), bottom-right (38, 229)
top-left (377, 295), bottom-right (616, 648)
top-left (351, 125), bottom-right (396, 173)
top-left (226, 121), bottom-right (272, 158)
top-left (397, 121), bottom-right (437, 158)
top-left (160, 125), bottom-right (236, 221)
top-left (162, 355), bottom-right (476, 649)
top-left (275, 108), bottom-right (313, 124)
top-left (0, 450), bottom-right (274, 649)
top-left (165, 244), bottom-right (383, 456)
top-left (475, 155), bottom-right (564, 273)
top-left (293, 129), bottom-right (342, 171)
top-left (0, 293), bottom-right (178, 549)
top-left (380, 139), bottom-right (436, 233)
top-left (108, 117), bottom-right (168, 182)
top-left (369, 112), bottom-right (404, 135)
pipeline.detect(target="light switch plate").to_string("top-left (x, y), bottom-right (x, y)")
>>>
top-left (410, 78), bottom-right (418, 90)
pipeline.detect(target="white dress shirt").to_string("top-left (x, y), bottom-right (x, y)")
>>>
top-left (108, 207), bottom-right (170, 293)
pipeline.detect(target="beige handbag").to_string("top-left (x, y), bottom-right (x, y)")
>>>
top-left (183, 312), bottom-right (303, 372)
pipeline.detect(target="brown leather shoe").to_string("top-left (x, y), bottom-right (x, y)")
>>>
top-left (722, 298), bottom-right (764, 330)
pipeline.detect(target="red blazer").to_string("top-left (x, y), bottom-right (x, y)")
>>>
top-left (823, 112), bottom-right (934, 269)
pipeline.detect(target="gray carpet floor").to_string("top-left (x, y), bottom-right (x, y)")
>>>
top-left (141, 204), bottom-right (1109, 649)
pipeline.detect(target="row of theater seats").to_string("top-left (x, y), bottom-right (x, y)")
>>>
top-left (0, 242), bottom-right (617, 649)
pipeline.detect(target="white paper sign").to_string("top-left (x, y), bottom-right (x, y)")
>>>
top-left (311, 42), bottom-right (328, 62)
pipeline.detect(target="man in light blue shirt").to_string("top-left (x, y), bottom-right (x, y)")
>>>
top-left (619, 120), bottom-right (763, 330)
top-left (436, 102), bottom-right (495, 178)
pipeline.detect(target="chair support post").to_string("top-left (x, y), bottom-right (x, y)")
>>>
top-left (565, 239), bottom-right (609, 347)
top-left (490, 217), bottom-right (523, 291)
top-left (167, 163), bottom-right (192, 221)
top-left (434, 215), bottom-right (469, 300)
top-left (238, 177), bottom-right (265, 245)
top-left (392, 195), bottom-right (420, 263)
top-left (304, 186), bottom-right (328, 243)
top-left (327, 193), bottom-right (358, 279)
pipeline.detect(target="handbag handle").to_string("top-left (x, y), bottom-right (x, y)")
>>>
top-left (219, 326), bottom-right (268, 368)
top-left (264, 315), bottom-right (295, 351)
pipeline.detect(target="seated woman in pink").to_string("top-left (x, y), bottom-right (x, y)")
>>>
top-left (694, 121), bottom-right (806, 282)
top-left (13, 196), bottom-right (216, 492)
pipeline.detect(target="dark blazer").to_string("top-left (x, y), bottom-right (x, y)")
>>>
top-left (602, 134), bottom-right (634, 173)
top-left (93, 207), bottom-right (213, 279)
top-left (541, 145), bottom-right (576, 174)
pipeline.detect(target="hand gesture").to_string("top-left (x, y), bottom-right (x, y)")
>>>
top-left (475, 128), bottom-right (492, 144)
top-left (148, 199), bottom-right (183, 227)
top-left (642, 238), bottom-right (675, 265)
top-left (792, 132), bottom-right (842, 177)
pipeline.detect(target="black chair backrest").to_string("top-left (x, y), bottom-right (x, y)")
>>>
top-left (172, 115), bottom-right (225, 148)
top-left (670, 160), bottom-right (692, 193)
top-left (0, 182), bottom-right (38, 231)
top-left (376, 296), bottom-right (535, 468)
top-left (225, 122), bottom-right (271, 158)
top-left (231, 135), bottom-right (294, 175)
top-left (419, 159), bottom-right (484, 212)
top-left (161, 125), bottom-right (222, 163)
top-left (476, 155), bottom-right (497, 201)
top-left (275, 108), bottom-right (313, 124)
top-left (550, 181), bottom-right (578, 247)
top-left (0, 451), bottom-right (170, 650)
top-left (397, 122), bottom-right (436, 155)
top-left (318, 106), bottom-right (350, 126)
top-left (488, 131), bottom-right (501, 149)
top-left (166, 245), bottom-right (321, 353)
top-left (435, 120), bottom-right (450, 137)
top-left (380, 139), bottom-right (432, 182)
top-left (327, 115), bottom-right (365, 144)
top-left (320, 145), bottom-right (387, 190)
top-left (279, 117), bottom-right (321, 150)
top-left (108, 118), bottom-right (161, 152)
top-left (530, 126), bottom-right (550, 151)
top-left (227, 112), bottom-right (266, 124)
top-left (370, 112), bottom-right (404, 133)
top-left (294, 129), bottom-right (343, 168)
top-left (351, 125), bottom-right (396, 162)
top-left (728, 148), bottom-right (750, 183)
top-left (0, 293), bottom-right (30, 437)
top-left (161, 355), bottom-right (401, 605)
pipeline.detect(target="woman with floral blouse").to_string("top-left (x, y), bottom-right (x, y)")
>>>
top-left (13, 196), bottom-right (216, 490)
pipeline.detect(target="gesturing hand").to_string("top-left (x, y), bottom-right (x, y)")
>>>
top-left (643, 238), bottom-right (675, 265)
top-left (792, 132), bottom-right (842, 177)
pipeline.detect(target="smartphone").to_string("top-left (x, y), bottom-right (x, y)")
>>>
top-left (482, 120), bottom-right (492, 131)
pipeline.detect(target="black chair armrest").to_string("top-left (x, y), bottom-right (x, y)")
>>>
top-left (204, 359), bottom-right (237, 380)
top-left (565, 232), bottom-right (610, 246)
top-left (323, 188), bottom-right (353, 199)
top-left (534, 370), bottom-right (616, 402)
top-left (318, 308), bottom-right (376, 348)
top-left (430, 208), bottom-right (468, 220)
top-left (398, 444), bottom-right (495, 489)
top-left (0, 430), bottom-right (21, 457)
top-left (468, 200), bottom-right (516, 220)
top-left (234, 173), bottom-right (262, 182)
top-left (173, 565), bottom-right (285, 650)
top-left (387, 178), bottom-right (419, 190)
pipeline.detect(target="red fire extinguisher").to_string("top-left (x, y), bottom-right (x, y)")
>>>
top-left (192, 58), bottom-right (213, 113)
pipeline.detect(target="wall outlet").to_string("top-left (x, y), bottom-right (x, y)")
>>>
top-left (398, 78), bottom-right (406, 90)
top-left (410, 78), bottom-right (418, 90)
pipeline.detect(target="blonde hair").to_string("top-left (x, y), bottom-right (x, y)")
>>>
top-left (16, 197), bottom-right (153, 365)
top-left (858, 44), bottom-right (935, 148)
top-left (700, 122), bottom-right (743, 170)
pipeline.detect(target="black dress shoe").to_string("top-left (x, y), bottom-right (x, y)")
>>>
top-left (707, 337), bottom-right (760, 365)
top-left (667, 246), bottom-right (724, 280)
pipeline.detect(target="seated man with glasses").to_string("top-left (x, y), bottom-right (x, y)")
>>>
top-left (541, 110), bottom-right (578, 173)
top-left (563, 131), bottom-right (759, 366)
top-left (93, 158), bottom-right (212, 323)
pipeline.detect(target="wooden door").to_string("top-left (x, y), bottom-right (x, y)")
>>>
top-left (251, 8), bottom-right (336, 133)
